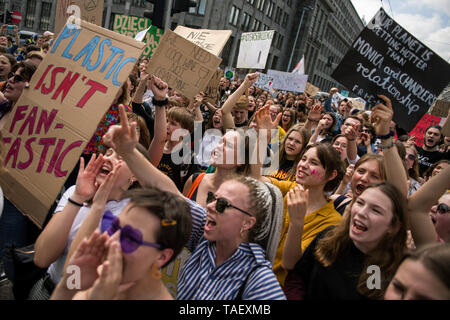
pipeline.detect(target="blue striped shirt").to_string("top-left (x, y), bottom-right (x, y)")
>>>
top-left (177, 198), bottom-right (286, 300)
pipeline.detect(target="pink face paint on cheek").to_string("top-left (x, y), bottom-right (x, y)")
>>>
top-left (312, 169), bottom-right (316, 175)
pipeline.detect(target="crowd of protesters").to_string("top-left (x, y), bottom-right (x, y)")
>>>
top-left (0, 25), bottom-right (449, 301)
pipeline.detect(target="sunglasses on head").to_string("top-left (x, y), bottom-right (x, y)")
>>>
top-left (8, 73), bottom-right (26, 83)
top-left (206, 192), bottom-right (253, 217)
top-left (406, 154), bottom-right (416, 161)
top-left (104, 215), bottom-right (164, 253)
top-left (437, 203), bottom-right (449, 214)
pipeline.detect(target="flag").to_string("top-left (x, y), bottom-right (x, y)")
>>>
top-left (292, 55), bottom-right (305, 74)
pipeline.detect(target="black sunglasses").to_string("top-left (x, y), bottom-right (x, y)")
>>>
top-left (9, 73), bottom-right (26, 83)
top-left (206, 192), bottom-right (253, 217)
top-left (437, 203), bottom-right (449, 214)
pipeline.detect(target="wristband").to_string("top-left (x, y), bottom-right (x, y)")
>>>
top-left (152, 96), bottom-right (168, 106)
top-left (379, 140), bottom-right (394, 150)
top-left (68, 197), bottom-right (84, 207)
top-left (347, 138), bottom-right (356, 141)
top-left (376, 130), bottom-right (395, 140)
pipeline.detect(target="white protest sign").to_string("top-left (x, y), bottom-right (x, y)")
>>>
top-left (174, 26), bottom-right (232, 56)
top-left (267, 69), bottom-right (308, 92)
top-left (236, 30), bottom-right (274, 69)
top-left (254, 73), bottom-right (274, 91)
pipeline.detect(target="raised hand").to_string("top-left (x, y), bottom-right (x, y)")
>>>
top-left (344, 122), bottom-right (360, 142)
top-left (63, 230), bottom-right (109, 291)
top-left (103, 105), bottom-right (138, 156)
top-left (343, 164), bottom-right (355, 185)
top-left (254, 104), bottom-right (282, 131)
top-left (91, 163), bottom-right (121, 209)
top-left (150, 76), bottom-right (168, 100)
top-left (73, 154), bottom-right (104, 203)
top-left (308, 104), bottom-right (323, 122)
top-left (243, 73), bottom-right (259, 88)
top-left (286, 185), bottom-right (309, 225)
top-left (371, 95), bottom-right (393, 136)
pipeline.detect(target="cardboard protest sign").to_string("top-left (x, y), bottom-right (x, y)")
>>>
top-left (331, 8), bottom-right (450, 132)
top-left (254, 73), bottom-right (274, 91)
top-left (55, 0), bottom-right (104, 34)
top-left (236, 31), bottom-right (274, 69)
top-left (113, 14), bottom-right (164, 58)
top-left (267, 69), bottom-right (308, 92)
top-left (174, 26), bottom-right (231, 56)
top-left (408, 113), bottom-right (444, 147)
top-left (0, 21), bottom-right (145, 227)
top-left (305, 82), bottom-right (319, 97)
top-left (146, 29), bottom-right (222, 100)
top-left (430, 100), bottom-right (450, 118)
top-left (442, 116), bottom-right (450, 137)
top-left (203, 69), bottom-right (223, 104)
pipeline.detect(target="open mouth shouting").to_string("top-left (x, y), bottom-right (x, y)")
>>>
top-left (204, 215), bottom-right (217, 233)
top-left (352, 219), bottom-right (368, 234)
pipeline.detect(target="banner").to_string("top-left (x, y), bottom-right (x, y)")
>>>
top-left (236, 30), bottom-right (274, 69)
top-left (331, 8), bottom-right (450, 132)
top-left (304, 82), bottom-right (319, 97)
top-left (54, 0), bottom-right (104, 34)
top-left (0, 21), bottom-right (145, 227)
top-left (174, 26), bottom-right (232, 56)
top-left (146, 29), bottom-right (222, 100)
top-left (113, 14), bottom-right (164, 58)
top-left (267, 69), bottom-right (308, 93)
top-left (254, 73), bottom-right (274, 91)
top-left (408, 113), bottom-right (444, 147)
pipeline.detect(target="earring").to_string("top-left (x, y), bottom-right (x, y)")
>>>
top-left (151, 265), bottom-right (162, 280)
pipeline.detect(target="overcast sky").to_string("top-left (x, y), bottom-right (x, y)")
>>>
top-left (350, 0), bottom-right (450, 62)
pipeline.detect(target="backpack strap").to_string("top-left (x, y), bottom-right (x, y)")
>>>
top-left (186, 172), bottom-right (206, 199)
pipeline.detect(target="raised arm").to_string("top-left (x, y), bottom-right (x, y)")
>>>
top-left (407, 165), bottom-right (450, 246)
top-left (147, 77), bottom-right (168, 166)
top-left (34, 155), bottom-right (104, 268)
top-left (307, 118), bottom-right (325, 146)
top-left (103, 105), bottom-right (181, 196)
top-left (371, 95), bottom-right (408, 197)
top-left (304, 104), bottom-right (322, 133)
top-left (343, 122), bottom-right (359, 162)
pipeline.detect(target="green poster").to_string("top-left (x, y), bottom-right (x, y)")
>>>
top-left (112, 13), bottom-right (164, 57)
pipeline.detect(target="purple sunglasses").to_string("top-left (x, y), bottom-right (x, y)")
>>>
top-left (103, 215), bottom-right (164, 253)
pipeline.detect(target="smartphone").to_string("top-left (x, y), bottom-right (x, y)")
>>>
top-left (6, 25), bottom-right (14, 30)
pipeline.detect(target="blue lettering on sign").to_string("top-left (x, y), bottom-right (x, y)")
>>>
top-left (49, 25), bottom-right (136, 87)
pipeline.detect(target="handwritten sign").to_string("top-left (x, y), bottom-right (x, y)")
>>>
top-left (146, 29), bottom-right (222, 100)
top-left (430, 100), bottom-right (450, 118)
top-left (254, 73), bottom-right (274, 91)
top-left (304, 82), bottom-right (319, 97)
top-left (203, 69), bottom-right (222, 105)
top-left (237, 30), bottom-right (274, 69)
top-left (113, 14), bottom-right (164, 58)
top-left (0, 21), bottom-right (145, 227)
top-left (174, 26), bottom-right (231, 56)
top-left (442, 116), bottom-right (450, 137)
top-left (267, 69), bottom-right (308, 93)
top-left (408, 113), bottom-right (444, 147)
top-left (331, 8), bottom-right (450, 132)
top-left (54, 0), bottom-right (104, 34)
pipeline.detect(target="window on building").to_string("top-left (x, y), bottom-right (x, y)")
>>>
top-left (221, 36), bottom-right (234, 66)
top-left (264, 24), bottom-right (270, 31)
top-left (189, 0), bottom-right (207, 15)
top-left (132, 0), bottom-right (147, 6)
top-left (282, 12), bottom-right (288, 28)
top-left (277, 34), bottom-right (284, 49)
top-left (39, 2), bottom-right (52, 31)
top-left (25, 0), bottom-right (37, 29)
top-left (229, 6), bottom-right (240, 26)
top-left (252, 19), bottom-right (261, 31)
top-left (242, 12), bottom-right (251, 31)
top-left (275, 7), bottom-right (282, 24)
top-left (287, 0), bottom-right (292, 6)
top-left (257, 0), bottom-right (266, 11)
top-left (271, 55), bottom-right (278, 69)
top-left (266, 1), bottom-right (274, 18)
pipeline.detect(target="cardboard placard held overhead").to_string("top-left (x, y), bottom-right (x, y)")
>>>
top-left (331, 7), bottom-right (450, 132)
top-left (0, 20), bottom-right (145, 227)
top-left (146, 29), bottom-right (222, 100)
top-left (267, 69), bottom-right (308, 93)
top-left (203, 69), bottom-right (223, 105)
top-left (54, 0), bottom-right (104, 34)
top-left (304, 82), bottom-right (319, 97)
top-left (237, 30), bottom-right (274, 69)
top-left (174, 26), bottom-right (232, 56)
top-left (442, 116), bottom-right (450, 137)
top-left (430, 100), bottom-right (450, 118)
top-left (113, 14), bottom-right (164, 58)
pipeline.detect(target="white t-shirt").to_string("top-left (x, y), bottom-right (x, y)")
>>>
top-left (47, 186), bottom-right (130, 284)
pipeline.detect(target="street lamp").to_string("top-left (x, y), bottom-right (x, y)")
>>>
top-left (287, 5), bottom-right (313, 72)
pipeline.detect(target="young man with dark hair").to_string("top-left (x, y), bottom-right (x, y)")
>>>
top-left (417, 125), bottom-right (450, 176)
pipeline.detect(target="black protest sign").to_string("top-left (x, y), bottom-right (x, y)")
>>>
top-left (331, 8), bottom-right (450, 132)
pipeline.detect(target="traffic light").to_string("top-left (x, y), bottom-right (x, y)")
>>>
top-left (171, 0), bottom-right (197, 16)
top-left (144, 0), bottom-right (165, 29)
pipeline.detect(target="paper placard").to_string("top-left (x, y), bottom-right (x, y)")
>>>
top-left (267, 69), bottom-right (308, 93)
top-left (113, 14), bottom-right (164, 58)
top-left (174, 26), bottom-right (231, 56)
top-left (254, 73), bottom-right (274, 91)
top-left (331, 8), bottom-right (450, 132)
top-left (146, 29), bottom-right (222, 100)
top-left (304, 82), bottom-right (319, 97)
top-left (0, 20), bottom-right (145, 227)
top-left (236, 30), bottom-right (274, 69)
top-left (55, 0), bottom-right (104, 34)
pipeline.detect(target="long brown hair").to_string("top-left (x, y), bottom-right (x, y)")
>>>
top-left (279, 124), bottom-right (310, 179)
top-left (314, 182), bottom-right (408, 299)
